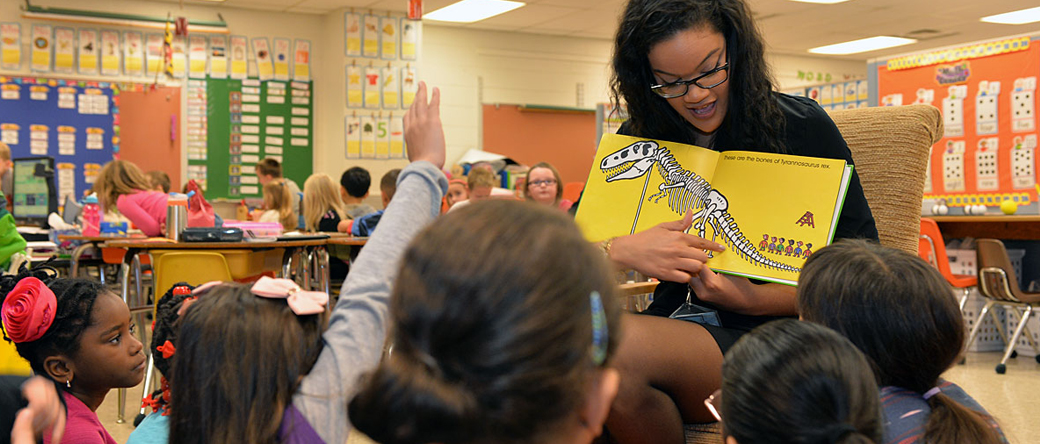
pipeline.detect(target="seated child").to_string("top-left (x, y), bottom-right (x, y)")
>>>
top-left (258, 179), bottom-right (296, 230)
top-left (339, 166), bottom-right (377, 220)
top-left (447, 167), bottom-right (497, 212)
top-left (145, 171), bottom-right (171, 194)
top-left (168, 81), bottom-right (449, 444)
top-left (126, 283), bottom-right (198, 444)
top-left (444, 178), bottom-right (468, 211)
top-left (719, 319), bottom-right (882, 444)
top-left (94, 160), bottom-right (168, 237)
top-left (798, 240), bottom-right (1006, 444)
top-left (256, 158), bottom-right (302, 228)
top-left (303, 173), bottom-right (349, 279)
top-left (1, 265), bottom-right (146, 444)
top-left (349, 199), bottom-right (621, 444)
top-left (346, 169), bottom-right (399, 237)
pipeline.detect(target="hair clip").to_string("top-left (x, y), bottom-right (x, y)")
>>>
top-left (251, 276), bottom-right (328, 315)
top-left (1, 277), bottom-right (57, 343)
top-left (589, 291), bottom-right (608, 366)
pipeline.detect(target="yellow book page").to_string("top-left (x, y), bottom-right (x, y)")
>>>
top-left (707, 151), bottom-right (848, 284)
top-left (575, 134), bottom-right (720, 243)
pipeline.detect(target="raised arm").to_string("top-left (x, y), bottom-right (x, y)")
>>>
top-left (293, 82), bottom-right (447, 444)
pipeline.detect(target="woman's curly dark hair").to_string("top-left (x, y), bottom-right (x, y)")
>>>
top-left (611, 0), bottom-right (786, 153)
top-left (1, 262), bottom-right (107, 379)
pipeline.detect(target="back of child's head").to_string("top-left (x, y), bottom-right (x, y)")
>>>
top-left (146, 170), bottom-right (172, 193)
top-left (1, 264), bottom-right (142, 394)
top-left (263, 179), bottom-right (295, 230)
top-left (721, 319), bottom-right (881, 444)
top-left (380, 168), bottom-right (401, 202)
top-left (142, 282), bottom-right (198, 416)
top-left (466, 167), bottom-right (496, 190)
top-left (169, 282), bottom-right (325, 444)
top-left (302, 173), bottom-right (343, 231)
top-left (256, 158), bottom-right (283, 178)
top-left (0, 140), bottom-right (10, 162)
top-left (349, 200), bottom-right (621, 444)
top-left (798, 239), bottom-right (1001, 444)
top-left (340, 166), bottom-right (371, 198)
top-left (95, 160), bottom-right (152, 211)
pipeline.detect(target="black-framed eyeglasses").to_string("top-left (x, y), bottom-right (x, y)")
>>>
top-left (651, 63), bottom-right (729, 99)
top-left (528, 179), bottom-right (557, 188)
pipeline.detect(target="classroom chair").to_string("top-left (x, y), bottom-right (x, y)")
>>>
top-left (126, 251), bottom-right (233, 425)
top-left (969, 239), bottom-right (1040, 374)
top-left (919, 217), bottom-right (977, 310)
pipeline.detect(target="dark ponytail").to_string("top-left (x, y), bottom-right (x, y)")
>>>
top-left (799, 240), bottom-right (1003, 444)
top-left (349, 200), bottom-right (620, 444)
top-left (721, 320), bottom-right (882, 444)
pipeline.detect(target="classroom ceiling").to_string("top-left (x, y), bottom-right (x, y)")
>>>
top-left (161, 0), bottom-right (1040, 61)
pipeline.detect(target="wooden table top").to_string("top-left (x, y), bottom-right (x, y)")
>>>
top-left (101, 238), bottom-right (330, 249)
top-left (326, 236), bottom-right (369, 246)
top-left (58, 235), bottom-right (147, 242)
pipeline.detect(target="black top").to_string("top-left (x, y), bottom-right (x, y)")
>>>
top-left (623, 93), bottom-right (879, 331)
top-left (317, 210), bottom-right (342, 233)
top-left (0, 375), bottom-right (30, 444)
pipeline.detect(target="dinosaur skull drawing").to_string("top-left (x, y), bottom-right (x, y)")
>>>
top-left (600, 141), bottom-right (658, 182)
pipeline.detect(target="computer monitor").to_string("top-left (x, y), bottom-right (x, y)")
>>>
top-left (12, 157), bottom-right (57, 227)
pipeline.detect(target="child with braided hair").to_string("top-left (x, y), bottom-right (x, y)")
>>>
top-left (1, 264), bottom-right (146, 444)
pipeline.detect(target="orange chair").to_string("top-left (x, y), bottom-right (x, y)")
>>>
top-left (562, 182), bottom-right (585, 205)
top-left (919, 218), bottom-right (977, 310)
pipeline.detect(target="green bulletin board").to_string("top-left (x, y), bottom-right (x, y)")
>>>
top-left (197, 77), bottom-right (313, 199)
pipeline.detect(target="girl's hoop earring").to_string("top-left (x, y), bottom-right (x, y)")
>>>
top-left (66, 379), bottom-right (71, 388)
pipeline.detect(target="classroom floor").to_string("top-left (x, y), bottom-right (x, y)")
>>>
top-left (93, 350), bottom-right (1040, 444)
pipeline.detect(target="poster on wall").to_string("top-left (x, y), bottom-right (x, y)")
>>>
top-left (1, 23), bottom-right (21, 70)
top-left (376, 117), bottom-right (390, 159)
top-left (124, 31), bottom-right (144, 76)
top-left (362, 14), bottom-right (380, 58)
top-left (77, 29), bottom-right (99, 75)
top-left (381, 66), bottom-right (399, 109)
top-left (364, 65), bottom-right (381, 109)
top-left (347, 64), bottom-right (363, 108)
top-left (390, 117), bottom-right (404, 158)
top-left (30, 25), bottom-right (51, 72)
top-left (402, 65), bottom-right (418, 107)
top-left (100, 30), bottom-right (120, 76)
top-left (251, 37), bottom-right (274, 80)
top-left (360, 114), bottom-right (376, 157)
top-left (230, 36), bottom-right (248, 79)
top-left (878, 36), bottom-right (1040, 212)
top-left (272, 38), bottom-right (291, 81)
top-left (188, 35), bottom-right (208, 79)
top-left (145, 33), bottom-right (163, 76)
top-left (345, 114), bottom-right (361, 158)
top-left (381, 17), bottom-right (398, 60)
top-left (54, 28), bottom-right (75, 73)
top-left (209, 35), bottom-right (228, 78)
top-left (401, 20), bottom-right (420, 61)
top-left (171, 36), bottom-right (187, 78)
top-left (345, 13), bottom-right (362, 57)
top-left (293, 39), bottom-right (310, 81)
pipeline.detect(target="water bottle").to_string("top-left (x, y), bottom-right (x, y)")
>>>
top-left (166, 194), bottom-right (188, 241)
top-left (82, 195), bottom-right (102, 237)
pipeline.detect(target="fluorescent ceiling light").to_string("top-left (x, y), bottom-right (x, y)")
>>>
top-left (981, 6), bottom-right (1040, 25)
top-left (425, 0), bottom-right (525, 23)
top-left (809, 36), bottom-right (916, 55)
top-left (787, 0), bottom-right (850, 4)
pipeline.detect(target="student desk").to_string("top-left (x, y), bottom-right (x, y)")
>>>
top-left (326, 234), bottom-right (369, 246)
top-left (931, 215), bottom-right (1040, 240)
top-left (57, 234), bottom-right (147, 281)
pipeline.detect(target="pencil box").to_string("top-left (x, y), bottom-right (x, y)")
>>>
top-left (181, 227), bottom-right (244, 242)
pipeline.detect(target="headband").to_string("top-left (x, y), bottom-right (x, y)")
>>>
top-left (923, 387), bottom-right (941, 400)
top-left (1, 277), bottom-right (58, 343)
top-left (590, 291), bottom-right (608, 365)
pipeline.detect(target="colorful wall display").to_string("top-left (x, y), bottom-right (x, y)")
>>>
top-left (0, 76), bottom-right (117, 204)
top-left (876, 36), bottom-right (1040, 211)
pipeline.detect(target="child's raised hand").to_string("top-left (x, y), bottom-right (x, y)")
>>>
top-left (403, 81), bottom-right (446, 169)
top-left (11, 376), bottom-right (65, 444)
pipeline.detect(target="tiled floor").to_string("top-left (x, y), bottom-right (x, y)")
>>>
top-left (96, 351), bottom-right (1039, 444)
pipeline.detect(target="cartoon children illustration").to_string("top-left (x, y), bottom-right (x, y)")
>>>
top-left (759, 234), bottom-right (769, 251)
top-left (794, 241), bottom-right (803, 257)
top-left (785, 239), bottom-right (795, 256)
top-left (802, 243), bottom-right (813, 258)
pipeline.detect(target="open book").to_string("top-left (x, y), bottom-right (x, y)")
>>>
top-left (575, 134), bottom-right (853, 286)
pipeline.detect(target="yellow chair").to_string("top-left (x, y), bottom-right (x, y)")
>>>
top-left (126, 250), bottom-right (234, 425)
top-left (0, 339), bottom-right (31, 376)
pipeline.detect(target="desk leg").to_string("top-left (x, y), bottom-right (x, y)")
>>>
top-left (69, 242), bottom-right (93, 278)
top-left (116, 248), bottom-right (138, 425)
top-left (303, 249), bottom-right (313, 291)
top-left (317, 246), bottom-right (330, 295)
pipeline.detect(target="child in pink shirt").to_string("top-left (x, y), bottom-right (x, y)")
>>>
top-left (94, 160), bottom-right (168, 237)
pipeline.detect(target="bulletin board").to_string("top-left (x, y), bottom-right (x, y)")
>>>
top-left (876, 36), bottom-right (1040, 210)
top-left (482, 104), bottom-right (597, 185)
top-left (201, 77), bottom-right (313, 199)
top-left (0, 76), bottom-right (115, 203)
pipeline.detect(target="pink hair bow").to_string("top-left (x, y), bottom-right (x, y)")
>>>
top-left (250, 276), bottom-right (328, 315)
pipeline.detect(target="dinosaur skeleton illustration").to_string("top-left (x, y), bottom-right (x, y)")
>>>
top-left (601, 140), bottom-right (799, 273)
